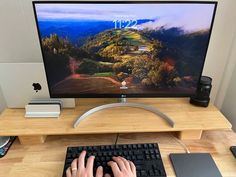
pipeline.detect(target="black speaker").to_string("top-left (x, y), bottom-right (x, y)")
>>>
top-left (190, 76), bottom-right (212, 107)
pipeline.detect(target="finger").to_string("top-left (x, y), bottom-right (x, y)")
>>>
top-left (66, 167), bottom-right (72, 177)
top-left (128, 160), bottom-right (136, 175)
top-left (86, 156), bottom-right (95, 173)
top-left (107, 161), bottom-right (121, 176)
top-left (96, 166), bottom-right (103, 177)
top-left (71, 158), bottom-right (78, 176)
top-left (104, 173), bottom-right (111, 177)
top-left (78, 151), bottom-right (86, 169)
top-left (119, 156), bottom-right (131, 170)
top-left (112, 157), bottom-right (126, 171)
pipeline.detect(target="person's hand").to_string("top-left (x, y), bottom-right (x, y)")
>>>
top-left (106, 156), bottom-right (136, 177)
top-left (66, 151), bottom-right (103, 177)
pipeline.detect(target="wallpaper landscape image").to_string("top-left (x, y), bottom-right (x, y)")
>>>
top-left (35, 3), bottom-right (215, 95)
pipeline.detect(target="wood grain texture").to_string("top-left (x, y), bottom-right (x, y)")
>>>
top-left (178, 130), bottom-right (202, 139)
top-left (0, 98), bottom-right (232, 138)
top-left (18, 135), bottom-right (47, 145)
top-left (0, 131), bottom-right (235, 177)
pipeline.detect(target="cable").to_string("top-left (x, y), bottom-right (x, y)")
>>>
top-left (114, 133), bottom-right (119, 145)
top-left (169, 133), bottom-right (190, 153)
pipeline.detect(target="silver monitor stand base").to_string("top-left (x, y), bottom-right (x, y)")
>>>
top-left (73, 98), bottom-right (174, 128)
top-left (0, 136), bottom-right (10, 148)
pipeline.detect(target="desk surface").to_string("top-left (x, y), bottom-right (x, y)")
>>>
top-left (0, 130), bottom-right (235, 177)
top-left (0, 98), bottom-right (232, 136)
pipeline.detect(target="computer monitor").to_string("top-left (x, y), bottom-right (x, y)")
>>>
top-left (33, 1), bottom-right (217, 127)
top-left (33, 1), bottom-right (216, 98)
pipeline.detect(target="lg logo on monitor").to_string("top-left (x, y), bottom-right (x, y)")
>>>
top-left (32, 83), bottom-right (42, 93)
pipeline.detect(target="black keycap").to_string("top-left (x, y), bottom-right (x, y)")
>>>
top-left (115, 145), bottom-right (120, 149)
top-left (151, 154), bottom-right (156, 159)
top-left (149, 169), bottom-right (155, 176)
top-left (141, 170), bottom-right (147, 176)
top-left (103, 152), bottom-right (107, 156)
top-left (134, 150), bottom-right (141, 155)
top-left (154, 169), bottom-right (160, 175)
top-left (137, 155), bottom-right (143, 160)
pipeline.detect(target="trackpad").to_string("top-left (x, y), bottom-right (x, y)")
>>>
top-left (170, 153), bottom-right (222, 177)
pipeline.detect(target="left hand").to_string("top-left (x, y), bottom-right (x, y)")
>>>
top-left (66, 151), bottom-right (103, 177)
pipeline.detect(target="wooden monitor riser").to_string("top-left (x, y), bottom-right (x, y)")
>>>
top-left (0, 98), bottom-right (231, 145)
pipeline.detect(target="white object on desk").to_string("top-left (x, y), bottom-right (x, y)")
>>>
top-left (25, 104), bottom-right (61, 118)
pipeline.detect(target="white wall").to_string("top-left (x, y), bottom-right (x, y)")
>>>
top-left (220, 30), bottom-right (236, 132)
top-left (0, 86), bottom-right (7, 113)
top-left (221, 63), bottom-right (236, 132)
top-left (202, 0), bottom-right (236, 103)
top-left (0, 0), bottom-right (42, 63)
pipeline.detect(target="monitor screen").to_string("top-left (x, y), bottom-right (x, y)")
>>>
top-left (33, 1), bottom-right (217, 98)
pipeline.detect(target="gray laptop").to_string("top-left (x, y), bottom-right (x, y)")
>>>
top-left (170, 153), bottom-right (222, 177)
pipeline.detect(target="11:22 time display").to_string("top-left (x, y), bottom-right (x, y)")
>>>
top-left (113, 20), bottom-right (138, 29)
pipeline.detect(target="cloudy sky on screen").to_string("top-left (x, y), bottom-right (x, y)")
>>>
top-left (35, 3), bottom-right (215, 31)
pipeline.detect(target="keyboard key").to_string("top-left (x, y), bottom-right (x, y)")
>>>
top-left (146, 155), bottom-right (151, 160)
top-left (141, 170), bottom-right (147, 176)
top-left (151, 154), bottom-right (156, 159)
top-left (149, 169), bottom-right (155, 176)
top-left (134, 150), bottom-right (142, 155)
top-left (115, 145), bottom-right (120, 149)
top-left (137, 155), bottom-right (143, 160)
top-left (154, 169), bottom-right (160, 175)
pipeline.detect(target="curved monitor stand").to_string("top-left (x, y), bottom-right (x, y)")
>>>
top-left (73, 98), bottom-right (175, 128)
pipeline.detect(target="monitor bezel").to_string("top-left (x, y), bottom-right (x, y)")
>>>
top-left (32, 1), bottom-right (217, 98)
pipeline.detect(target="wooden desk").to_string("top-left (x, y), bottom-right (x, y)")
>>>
top-left (0, 131), bottom-right (235, 177)
top-left (0, 98), bottom-right (232, 145)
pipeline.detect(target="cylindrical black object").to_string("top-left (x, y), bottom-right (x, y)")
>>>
top-left (190, 76), bottom-right (212, 107)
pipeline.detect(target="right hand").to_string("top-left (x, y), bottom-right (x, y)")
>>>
top-left (106, 156), bottom-right (136, 177)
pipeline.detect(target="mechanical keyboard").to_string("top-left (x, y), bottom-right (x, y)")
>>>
top-left (62, 143), bottom-right (166, 177)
